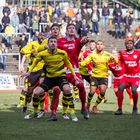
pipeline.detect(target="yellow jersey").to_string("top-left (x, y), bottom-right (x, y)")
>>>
top-left (20, 39), bottom-right (48, 72)
top-left (81, 51), bottom-right (117, 78)
top-left (79, 50), bottom-right (92, 76)
top-left (29, 49), bottom-right (75, 78)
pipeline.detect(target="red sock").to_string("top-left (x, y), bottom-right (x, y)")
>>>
top-left (51, 86), bottom-right (61, 114)
top-left (77, 83), bottom-right (86, 111)
top-left (96, 88), bottom-right (100, 95)
top-left (117, 91), bottom-right (124, 110)
top-left (132, 92), bottom-right (138, 109)
top-left (126, 87), bottom-right (133, 99)
top-left (44, 92), bottom-right (49, 112)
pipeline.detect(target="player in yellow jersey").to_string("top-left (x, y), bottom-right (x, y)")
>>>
top-left (20, 33), bottom-right (48, 117)
top-left (48, 24), bottom-right (81, 114)
top-left (24, 36), bottom-right (80, 121)
top-left (81, 40), bottom-right (118, 113)
top-left (17, 55), bottom-right (29, 109)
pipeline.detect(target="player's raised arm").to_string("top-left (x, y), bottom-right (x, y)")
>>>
top-left (80, 54), bottom-right (93, 67)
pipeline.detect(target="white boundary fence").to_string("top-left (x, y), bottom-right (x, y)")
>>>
top-left (0, 53), bottom-right (21, 71)
top-left (39, 23), bottom-right (49, 33)
top-left (0, 33), bottom-right (31, 42)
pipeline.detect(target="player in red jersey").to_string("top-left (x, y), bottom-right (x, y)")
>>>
top-left (57, 23), bottom-right (89, 119)
top-left (114, 39), bottom-right (140, 115)
top-left (108, 50), bottom-right (133, 106)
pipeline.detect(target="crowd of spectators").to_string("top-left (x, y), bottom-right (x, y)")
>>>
top-left (0, 2), bottom-right (135, 40)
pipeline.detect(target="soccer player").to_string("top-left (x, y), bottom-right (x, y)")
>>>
top-left (81, 40), bottom-right (118, 114)
top-left (20, 33), bottom-right (48, 116)
top-left (108, 50), bottom-right (133, 105)
top-left (46, 24), bottom-right (62, 103)
top-left (79, 40), bottom-right (96, 83)
top-left (24, 36), bottom-right (79, 122)
top-left (114, 39), bottom-right (140, 115)
top-left (79, 40), bottom-right (107, 111)
top-left (17, 55), bottom-right (29, 109)
top-left (50, 23), bottom-right (80, 102)
top-left (57, 23), bottom-right (89, 119)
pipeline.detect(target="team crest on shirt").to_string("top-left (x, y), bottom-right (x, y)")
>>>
top-left (134, 55), bottom-right (137, 59)
top-left (91, 82), bottom-right (95, 86)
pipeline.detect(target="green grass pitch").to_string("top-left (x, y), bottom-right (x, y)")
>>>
top-left (0, 89), bottom-right (140, 140)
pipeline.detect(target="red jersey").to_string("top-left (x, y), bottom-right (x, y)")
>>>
top-left (109, 58), bottom-right (124, 78)
top-left (57, 37), bottom-right (82, 68)
top-left (120, 50), bottom-right (140, 77)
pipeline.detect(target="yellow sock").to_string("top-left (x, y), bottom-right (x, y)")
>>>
top-left (73, 86), bottom-right (79, 99)
top-left (48, 89), bottom-right (53, 103)
top-left (19, 90), bottom-right (26, 105)
top-left (62, 94), bottom-right (69, 114)
top-left (33, 97), bottom-right (39, 113)
top-left (94, 94), bottom-right (105, 107)
top-left (39, 93), bottom-right (45, 111)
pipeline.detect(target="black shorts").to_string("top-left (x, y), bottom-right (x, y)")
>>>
top-left (24, 69), bottom-right (45, 87)
top-left (39, 76), bottom-right (69, 91)
top-left (90, 77), bottom-right (108, 87)
top-left (81, 75), bottom-right (90, 84)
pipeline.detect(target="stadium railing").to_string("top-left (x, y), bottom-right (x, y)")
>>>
top-left (0, 33), bottom-right (31, 88)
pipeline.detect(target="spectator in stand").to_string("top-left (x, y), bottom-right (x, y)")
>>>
top-left (24, 16), bottom-right (33, 36)
top-left (16, 34), bottom-right (28, 61)
top-left (18, 23), bottom-right (27, 33)
top-left (17, 8), bottom-right (24, 24)
top-left (22, 7), bottom-right (33, 34)
top-left (17, 8), bottom-right (25, 33)
top-left (75, 0), bottom-right (81, 9)
top-left (32, 31), bottom-right (39, 41)
top-left (39, 7), bottom-right (47, 32)
top-left (46, 11), bottom-right (51, 23)
top-left (81, 3), bottom-right (92, 24)
top-left (79, 19), bottom-right (90, 37)
top-left (127, 6), bottom-right (134, 19)
top-left (135, 25), bottom-right (140, 49)
top-left (1, 12), bottom-right (10, 32)
top-left (23, 8), bottom-right (32, 20)
top-left (113, 3), bottom-right (123, 39)
top-left (123, 11), bottom-right (133, 36)
top-left (66, 4), bottom-right (75, 18)
top-left (32, 6), bottom-right (38, 17)
top-left (2, 3), bottom-right (11, 16)
top-left (54, 4), bottom-right (62, 17)
top-left (51, 13), bottom-right (59, 24)
top-left (113, 3), bottom-right (122, 17)
top-left (75, 9), bottom-right (82, 22)
top-left (0, 24), bottom-right (2, 33)
top-left (4, 24), bottom-right (15, 50)
top-left (102, 2), bottom-right (110, 31)
top-left (91, 4), bottom-right (100, 35)
top-left (0, 43), bottom-right (8, 72)
top-left (48, 4), bottom-right (53, 17)
top-left (61, 19), bottom-right (67, 37)
top-left (11, 11), bottom-right (19, 35)
top-left (32, 15), bottom-right (39, 35)
top-left (27, 6), bottom-right (33, 17)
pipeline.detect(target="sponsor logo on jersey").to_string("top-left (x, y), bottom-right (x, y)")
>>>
top-left (134, 55), bottom-right (137, 59)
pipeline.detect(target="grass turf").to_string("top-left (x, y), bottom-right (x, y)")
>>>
top-left (0, 89), bottom-right (140, 140)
